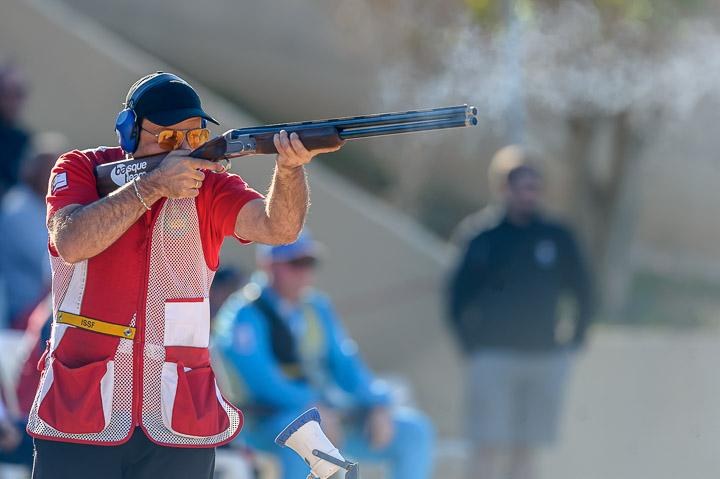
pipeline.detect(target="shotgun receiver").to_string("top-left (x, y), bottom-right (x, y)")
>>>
top-left (95, 104), bottom-right (478, 196)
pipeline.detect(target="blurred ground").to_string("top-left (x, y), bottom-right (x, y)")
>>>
top-left (542, 327), bottom-right (720, 479)
top-left (392, 327), bottom-right (720, 479)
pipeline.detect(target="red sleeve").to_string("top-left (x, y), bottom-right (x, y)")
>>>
top-left (197, 171), bottom-right (264, 269)
top-left (46, 149), bottom-right (100, 221)
top-left (46, 150), bottom-right (102, 257)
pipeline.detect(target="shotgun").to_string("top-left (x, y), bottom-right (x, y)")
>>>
top-left (96, 104), bottom-right (477, 196)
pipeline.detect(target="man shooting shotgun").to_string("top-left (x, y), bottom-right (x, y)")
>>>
top-left (28, 71), bottom-right (344, 479)
top-left (28, 70), bottom-right (475, 479)
top-left (96, 103), bottom-right (477, 196)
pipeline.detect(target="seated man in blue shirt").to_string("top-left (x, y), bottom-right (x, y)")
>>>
top-left (213, 231), bottom-right (434, 479)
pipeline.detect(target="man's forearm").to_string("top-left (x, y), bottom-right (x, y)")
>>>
top-left (264, 165), bottom-right (309, 243)
top-left (50, 175), bottom-right (163, 263)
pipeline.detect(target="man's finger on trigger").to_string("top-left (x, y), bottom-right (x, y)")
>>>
top-left (188, 158), bottom-right (221, 171)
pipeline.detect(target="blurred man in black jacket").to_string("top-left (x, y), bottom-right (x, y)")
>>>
top-left (447, 147), bottom-right (594, 479)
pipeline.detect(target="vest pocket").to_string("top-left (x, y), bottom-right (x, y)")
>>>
top-left (37, 356), bottom-right (114, 434)
top-left (160, 361), bottom-right (230, 438)
top-left (164, 298), bottom-right (210, 348)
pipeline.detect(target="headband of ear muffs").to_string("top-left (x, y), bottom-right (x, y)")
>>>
top-left (114, 72), bottom-right (189, 154)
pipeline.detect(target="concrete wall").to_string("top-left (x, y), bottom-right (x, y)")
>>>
top-left (57, 0), bottom-right (382, 123)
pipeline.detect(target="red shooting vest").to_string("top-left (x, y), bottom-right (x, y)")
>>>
top-left (27, 155), bottom-right (246, 447)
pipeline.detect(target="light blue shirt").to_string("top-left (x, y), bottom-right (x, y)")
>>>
top-left (213, 282), bottom-right (390, 410)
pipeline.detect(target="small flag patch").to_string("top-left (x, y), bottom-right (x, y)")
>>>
top-left (51, 172), bottom-right (68, 193)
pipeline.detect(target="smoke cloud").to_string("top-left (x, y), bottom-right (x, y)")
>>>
top-left (379, 2), bottom-right (720, 128)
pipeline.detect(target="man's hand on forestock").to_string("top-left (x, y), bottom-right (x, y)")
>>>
top-left (145, 150), bottom-right (224, 199)
top-left (272, 130), bottom-right (344, 172)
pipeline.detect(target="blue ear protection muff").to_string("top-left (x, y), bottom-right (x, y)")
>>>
top-left (114, 72), bottom-right (189, 154)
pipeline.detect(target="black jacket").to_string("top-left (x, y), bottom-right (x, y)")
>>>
top-left (447, 213), bottom-right (594, 353)
top-left (0, 120), bottom-right (29, 196)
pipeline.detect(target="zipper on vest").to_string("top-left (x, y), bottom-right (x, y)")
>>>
top-left (133, 209), bottom-right (154, 427)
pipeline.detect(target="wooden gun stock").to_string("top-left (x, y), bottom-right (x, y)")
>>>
top-left (252, 126), bottom-right (343, 154)
top-left (187, 126), bottom-right (341, 159)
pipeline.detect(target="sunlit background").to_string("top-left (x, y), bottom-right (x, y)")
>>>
top-left (2, 0), bottom-right (720, 478)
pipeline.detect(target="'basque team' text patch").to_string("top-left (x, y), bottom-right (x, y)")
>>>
top-left (51, 172), bottom-right (68, 194)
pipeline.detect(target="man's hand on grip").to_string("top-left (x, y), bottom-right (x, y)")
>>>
top-left (147, 150), bottom-right (224, 199)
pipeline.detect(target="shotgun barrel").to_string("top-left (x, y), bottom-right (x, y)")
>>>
top-left (189, 104), bottom-right (478, 159)
top-left (235, 104), bottom-right (474, 135)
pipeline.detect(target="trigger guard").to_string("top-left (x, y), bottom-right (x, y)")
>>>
top-left (217, 158), bottom-right (231, 173)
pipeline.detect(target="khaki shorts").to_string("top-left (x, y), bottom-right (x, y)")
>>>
top-left (465, 349), bottom-right (572, 447)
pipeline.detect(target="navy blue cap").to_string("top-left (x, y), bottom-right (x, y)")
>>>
top-left (132, 75), bottom-right (218, 127)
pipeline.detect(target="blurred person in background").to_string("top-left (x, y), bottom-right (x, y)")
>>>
top-left (0, 394), bottom-right (34, 469)
top-left (213, 231), bottom-right (434, 479)
top-left (450, 146), bottom-right (526, 247)
top-left (447, 147), bottom-right (594, 479)
top-left (0, 63), bottom-right (30, 197)
top-left (15, 295), bottom-right (52, 418)
top-left (0, 133), bottom-right (66, 328)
